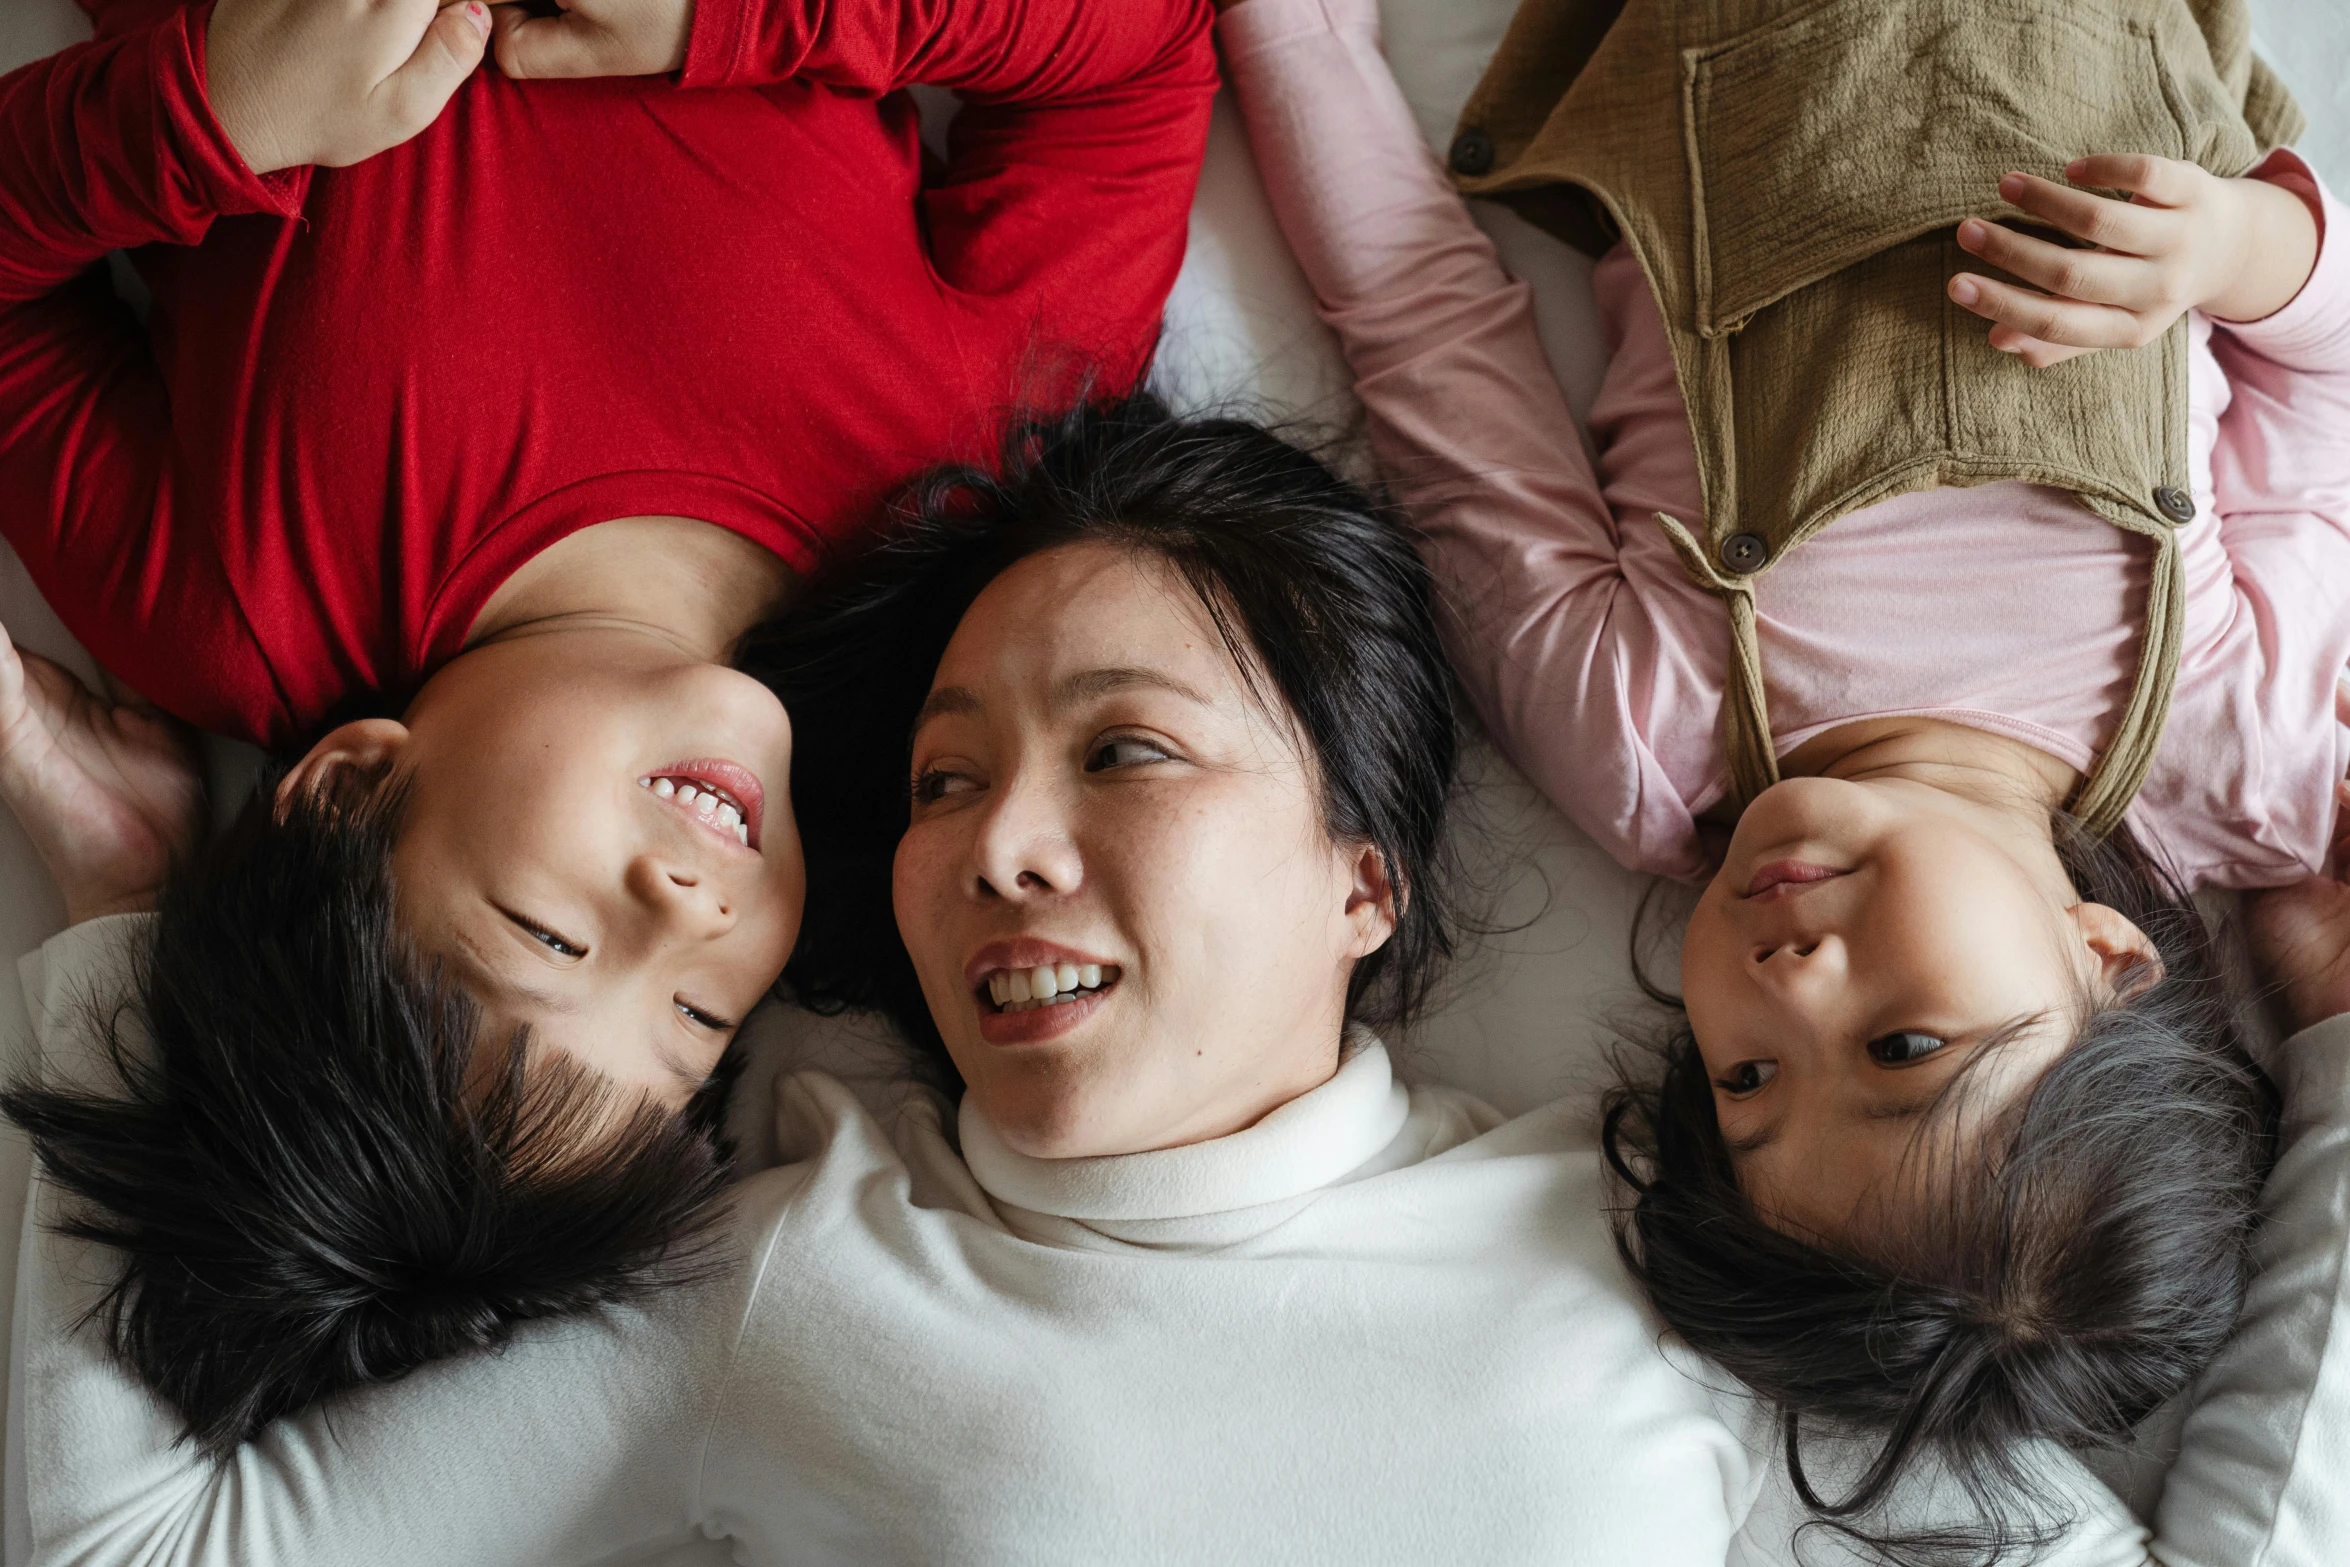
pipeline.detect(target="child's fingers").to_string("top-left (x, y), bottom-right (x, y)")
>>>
top-left (0, 620), bottom-right (22, 719)
top-left (1948, 271), bottom-right (2148, 351)
top-left (375, 1), bottom-right (491, 147)
top-left (493, 7), bottom-right (630, 79)
top-left (1983, 329), bottom-right (2093, 370)
top-left (2063, 153), bottom-right (2204, 210)
top-left (1994, 171), bottom-right (2174, 255)
top-left (1955, 218), bottom-right (2170, 311)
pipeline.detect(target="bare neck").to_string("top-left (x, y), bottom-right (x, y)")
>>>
top-left (467, 516), bottom-right (798, 663)
top-left (1778, 714), bottom-right (2082, 818)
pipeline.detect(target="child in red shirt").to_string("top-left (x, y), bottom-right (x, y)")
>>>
top-left (0, 0), bottom-right (1213, 1453)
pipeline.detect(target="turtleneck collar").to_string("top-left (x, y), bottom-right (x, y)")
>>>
top-left (955, 1034), bottom-right (1413, 1251)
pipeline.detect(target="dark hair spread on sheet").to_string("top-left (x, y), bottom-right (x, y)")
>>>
top-left (1, 766), bottom-right (739, 1459)
top-left (1604, 820), bottom-right (2278, 1567)
top-left (753, 388), bottom-right (1463, 1076)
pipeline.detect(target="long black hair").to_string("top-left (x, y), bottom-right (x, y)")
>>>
top-left (2, 765), bottom-right (738, 1459)
top-left (1603, 818), bottom-right (2278, 1565)
top-left (749, 389), bottom-right (1463, 1072)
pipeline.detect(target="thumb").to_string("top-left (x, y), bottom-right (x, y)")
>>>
top-left (376, 1), bottom-right (493, 145)
top-left (493, 7), bottom-right (625, 80)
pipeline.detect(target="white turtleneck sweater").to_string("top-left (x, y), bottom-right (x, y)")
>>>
top-left (11, 916), bottom-right (2329, 1567)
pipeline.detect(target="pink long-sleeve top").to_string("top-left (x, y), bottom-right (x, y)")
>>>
top-left (1223, 0), bottom-right (2350, 888)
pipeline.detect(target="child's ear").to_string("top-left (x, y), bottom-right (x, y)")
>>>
top-left (276, 719), bottom-right (410, 820)
top-left (1343, 843), bottom-right (1401, 961)
top-left (2068, 901), bottom-right (2165, 1003)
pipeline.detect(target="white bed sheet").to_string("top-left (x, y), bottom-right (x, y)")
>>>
top-left (0, 0), bottom-right (2343, 1555)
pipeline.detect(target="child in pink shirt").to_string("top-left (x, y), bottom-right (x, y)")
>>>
top-left (1222, 0), bottom-right (2345, 1554)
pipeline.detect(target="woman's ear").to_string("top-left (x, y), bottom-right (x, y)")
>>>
top-left (2068, 901), bottom-right (2165, 1003)
top-left (276, 719), bottom-right (410, 820)
top-left (1343, 843), bottom-right (1400, 960)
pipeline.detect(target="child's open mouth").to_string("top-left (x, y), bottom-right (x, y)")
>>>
top-left (639, 759), bottom-right (765, 850)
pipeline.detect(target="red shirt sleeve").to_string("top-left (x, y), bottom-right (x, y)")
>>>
top-left (0, 6), bottom-right (301, 741)
top-left (682, 0), bottom-right (1217, 395)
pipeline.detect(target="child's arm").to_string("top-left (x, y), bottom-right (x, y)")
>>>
top-left (0, 0), bottom-right (489, 744)
top-left (1218, 0), bottom-right (1702, 877)
top-left (493, 0), bottom-right (1220, 398)
top-left (1947, 153), bottom-right (2321, 369)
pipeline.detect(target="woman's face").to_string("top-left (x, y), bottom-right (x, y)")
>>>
top-left (291, 629), bottom-right (806, 1109)
top-left (895, 542), bottom-right (1397, 1159)
top-left (1679, 775), bottom-right (2155, 1242)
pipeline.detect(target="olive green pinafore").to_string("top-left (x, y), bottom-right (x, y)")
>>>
top-left (1448, 0), bottom-right (2302, 831)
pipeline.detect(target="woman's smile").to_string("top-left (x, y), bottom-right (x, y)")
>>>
top-left (966, 937), bottom-right (1126, 1044)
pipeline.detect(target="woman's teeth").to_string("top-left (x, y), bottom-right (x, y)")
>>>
top-left (987, 962), bottom-right (1115, 1013)
top-left (639, 775), bottom-right (750, 845)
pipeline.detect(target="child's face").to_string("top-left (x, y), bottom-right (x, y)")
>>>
top-left (1678, 775), bottom-right (2156, 1245)
top-left (296, 629), bottom-right (805, 1108)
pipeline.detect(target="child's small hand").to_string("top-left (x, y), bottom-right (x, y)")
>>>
top-left (207, 0), bottom-right (493, 175)
top-left (487, 0), bottom-right (693, 80)
top-left (0, 622), bottom-right (203, 924)
top-left (1948, 153), bottom-right (2320, 369)
top-left (2249, 782), bottom-right (2350, 1035)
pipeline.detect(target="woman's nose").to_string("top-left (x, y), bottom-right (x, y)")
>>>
top-left (968, 776), bottom-right (1082, 902)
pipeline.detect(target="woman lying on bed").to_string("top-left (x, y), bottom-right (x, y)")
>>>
top-left (36, 389), bottom-right (2339, 1567)
top-left (1221, 0), bottom-right (2348, 1557)
top-left (0, 0), bottom-right (1213, 1456)
top-left (26, 389), bottom-right (2350, 1567)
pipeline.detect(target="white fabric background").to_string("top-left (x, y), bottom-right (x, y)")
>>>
top-left (0, 0), bottom-right (2341, 1536)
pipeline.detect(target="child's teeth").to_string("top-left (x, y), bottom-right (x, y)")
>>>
top-left (717, 802), bottom-right (742, 828)
top-left (697, 794), bottom-right (718, 817)
top-left (676, 785), bottom-right (699, 805)
top-left (653, 778), bottom-right (676, 797)
top-left (736, 823), bottom-right (750, 845)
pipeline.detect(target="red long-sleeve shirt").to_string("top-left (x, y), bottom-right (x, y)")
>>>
top-left (0, 0), bottom-right (1215, 747)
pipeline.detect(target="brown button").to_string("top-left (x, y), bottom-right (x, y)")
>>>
top-left (2153, 486), bottom-right (2196, 524)
top-left (1449, 130), bottom-right (1495, 178)
top-left (1719, 532), bottom-right (1769, 573)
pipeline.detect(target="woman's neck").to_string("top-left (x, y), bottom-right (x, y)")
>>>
top-left (467, 515), bottom-right (799, 661)
top-left (1778, 715), bottom-right (2081, 815)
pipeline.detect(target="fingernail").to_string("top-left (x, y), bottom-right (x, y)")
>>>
top-left (2065, 157), bottom-right (2089, 176)
top-left (1998, 174), bottom-right (2025, 201)
top-left (1950, 277), bottom-right (1979, 306)
top-left (467, 1), bottom-right (489, 33)
top-left (1957, 219), bottom-right (1984, 248)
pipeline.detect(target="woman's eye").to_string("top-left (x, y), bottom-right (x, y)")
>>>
top-left (676, 1000), bottom-right (736, 1032)
top-left (1718, 1060), bottom-right (1778, 1096)
top-left (1868, 1031), bottom-right (1950, 1065)
top-left (911, 768), bottom-right (980, 805)
top-left (1085, 736), bottom-right (1173, 772)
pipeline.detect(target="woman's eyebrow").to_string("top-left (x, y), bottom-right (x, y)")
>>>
top-left (912, 685), bottom-right (981, 734)
top-left (1052, 665), bottom-right (1211, 710)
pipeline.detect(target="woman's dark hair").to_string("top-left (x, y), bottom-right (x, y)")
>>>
top-left (2, 766), bottom-right (737, 1460)
top-left (750, 389), bottom-right (1461, 1072)
top-left (1603, 818), bottom-right (2279, 1566)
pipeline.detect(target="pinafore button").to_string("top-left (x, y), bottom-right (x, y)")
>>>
top-left (1719, 532), bottom-right (1769, 573)
top-left (2153, 486), bottom-right (2196, 523)
top-left (1449, 131), bottom-right (1495, 177)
